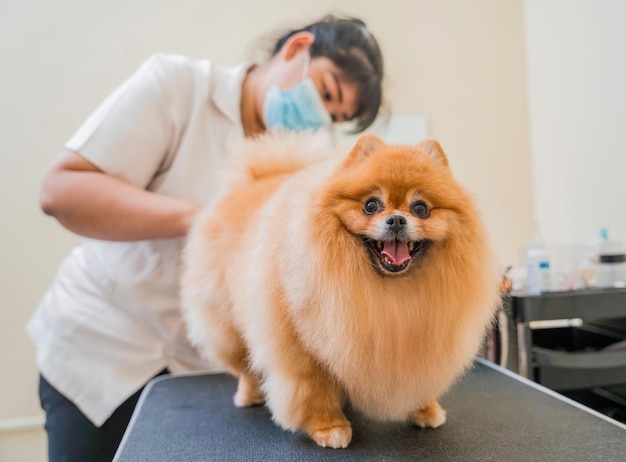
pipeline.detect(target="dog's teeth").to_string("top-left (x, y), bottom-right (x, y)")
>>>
top-left (408, 242), bottom-right (415, 252)
top-left (376, 241), bottom-right (383, 251)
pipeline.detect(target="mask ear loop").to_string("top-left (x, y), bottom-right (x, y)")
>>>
top-left (301, 52), bottom-right (311, 80)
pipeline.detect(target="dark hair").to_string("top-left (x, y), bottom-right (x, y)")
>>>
top-left (272, 15), bottom-right (384, 133)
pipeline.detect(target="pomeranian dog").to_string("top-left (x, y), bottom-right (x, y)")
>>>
top-left (181, 131), bottom-right (501, 449)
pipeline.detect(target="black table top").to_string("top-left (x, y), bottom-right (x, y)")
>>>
top-left (509, 287), bottom-right (626, 322)
top-left (114, 359), bottom-right (625, 461)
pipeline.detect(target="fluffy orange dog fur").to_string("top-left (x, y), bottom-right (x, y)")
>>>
top-left (181, 131), bottom-right (501, 448)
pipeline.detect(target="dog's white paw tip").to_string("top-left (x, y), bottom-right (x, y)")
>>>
top-left (311, 426), bottom-right (352, 449)
top-left (412, 407), bottom-right (447, 429)
top-left (233, 391), bottom-right (264, 408)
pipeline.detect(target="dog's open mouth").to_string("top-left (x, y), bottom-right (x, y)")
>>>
top-left (363, 238), bottom-right (430, 273)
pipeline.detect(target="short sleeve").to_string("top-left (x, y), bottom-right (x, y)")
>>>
top-left (65, 54), bottom-right (193, 189)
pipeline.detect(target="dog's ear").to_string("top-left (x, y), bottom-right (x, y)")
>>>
top-left (416, 138), bottom-right (449, 168)
top-left (344, 134), bottom-right (386, 166)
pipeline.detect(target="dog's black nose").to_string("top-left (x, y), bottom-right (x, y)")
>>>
top-left (385, 215), bottom-right (407, 232)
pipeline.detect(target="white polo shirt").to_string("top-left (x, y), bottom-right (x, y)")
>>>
top-left (27, 53), bottom-right (251, 426)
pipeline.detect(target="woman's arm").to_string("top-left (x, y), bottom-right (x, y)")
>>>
top-left (40, 149), bottom-right (200, 241)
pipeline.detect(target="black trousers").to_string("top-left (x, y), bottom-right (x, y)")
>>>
top-left (38, 371), bottom-right (168, 462)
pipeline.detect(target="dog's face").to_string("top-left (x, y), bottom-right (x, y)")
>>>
top-left (359, 189), bottom-right (434, 275)
top-left (322, 135), bottom-right (469, 277)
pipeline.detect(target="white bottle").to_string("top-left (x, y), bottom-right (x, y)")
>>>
top-left (526, 226), bottom-right (551, 295)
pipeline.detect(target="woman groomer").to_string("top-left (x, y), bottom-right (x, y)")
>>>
top-left (28, 14), bottom-right (384, 462)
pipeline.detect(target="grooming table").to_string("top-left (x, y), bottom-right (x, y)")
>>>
top-left (114, 358), bottom-right (625, 461)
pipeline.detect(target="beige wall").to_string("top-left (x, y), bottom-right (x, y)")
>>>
top-left (525, 0), bottom-right (626, 244)
top-left (0, 1), bottom-right (530, 459)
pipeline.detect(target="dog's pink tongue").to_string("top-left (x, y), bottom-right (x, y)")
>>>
top-left (381, 241), bottom-right (411, 265)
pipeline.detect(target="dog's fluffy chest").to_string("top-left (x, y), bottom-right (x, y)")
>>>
top-left (285, 285), bottom-right (470, 421)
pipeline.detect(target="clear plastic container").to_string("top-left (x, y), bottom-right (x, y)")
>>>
top-left (596, 236), bottom-right (626, 288)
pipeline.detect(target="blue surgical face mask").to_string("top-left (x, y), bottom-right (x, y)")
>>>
top-left (263, 53), bottom-right (332, 132)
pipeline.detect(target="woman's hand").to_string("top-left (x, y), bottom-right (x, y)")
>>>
top-left (40, 150), bottom-right (200, 241)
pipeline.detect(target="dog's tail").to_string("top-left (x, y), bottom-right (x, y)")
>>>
top-left (225, 129), bottom-right (340, 181)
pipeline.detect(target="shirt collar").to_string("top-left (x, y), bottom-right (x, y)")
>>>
top-left (209, 62), bottom-right (253, 124)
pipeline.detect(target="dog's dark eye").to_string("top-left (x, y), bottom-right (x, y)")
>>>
top-left (364, 198), bottom-right (383, 215)
top-left (411, 201), bottom-right (430, 218)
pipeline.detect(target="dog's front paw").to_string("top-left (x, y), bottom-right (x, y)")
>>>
top-left (410, 399), bottom-right (447, 429)
top-left (310, 424), bottom-right (352, 449)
